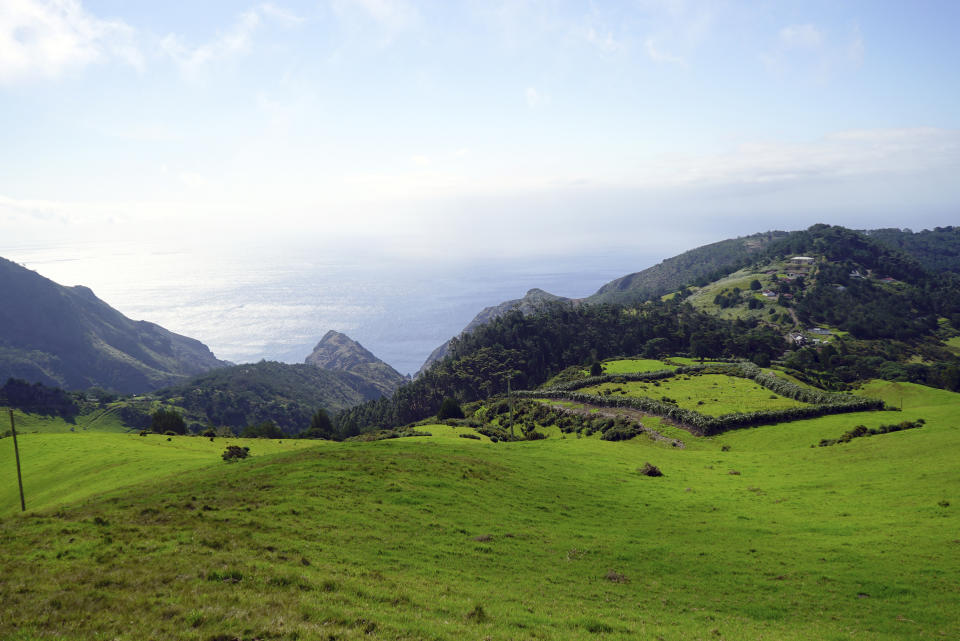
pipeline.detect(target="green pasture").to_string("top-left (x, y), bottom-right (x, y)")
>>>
top-left (0, 382), bottom-right (957, 640)
top-left (597, 358), bottom-right (676, 374)
top-left (0, 433), bottom-right (324, 517)
top-left (1, 405), bottom-right (131, 434)
top-left (578, 373), bottom-right (809, 416)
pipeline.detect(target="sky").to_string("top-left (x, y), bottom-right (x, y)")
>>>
top-left (2, 0), bottom-right (959, 260)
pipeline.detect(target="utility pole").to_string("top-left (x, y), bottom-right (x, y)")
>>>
top-left (8, 410), bottom-right (25, 512)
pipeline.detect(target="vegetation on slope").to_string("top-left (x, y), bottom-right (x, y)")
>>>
top-left (0, 382), bottom-right (956, 640)
top-left (155, 361), bottom-right (385, 435)
top-left (336, 300), bottom-right (787, 431)
top-left (0, 257), bottom-right (227, 394)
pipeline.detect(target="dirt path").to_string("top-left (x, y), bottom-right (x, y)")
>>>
top-left (546, 402), bottom-right (687, 448)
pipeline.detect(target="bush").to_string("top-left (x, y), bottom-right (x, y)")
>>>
top-left (222, 446), bottom-right (250, 461)
top-left (151, 408), bottom-right (186, 435)
top-left (458, 433), bottom-right (481, 440)
top-left (638, 462), bottom-right (662, 477)
top-left (437, 397), bottom-right (465, 420)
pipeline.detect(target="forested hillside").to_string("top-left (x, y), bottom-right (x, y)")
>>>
top-left (588, 231), bottom-right (791, 304)
top-left (335, 299), bottom-right (784, 431)
top-left (156, 361), bottom-right (384, 434)
top-left (865, 226), bottom-right (960, 273)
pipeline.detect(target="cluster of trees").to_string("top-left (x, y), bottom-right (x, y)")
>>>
top-left (150, 408), bottom-right (186, 434)
top-left (0, 378), bottom-right (78, 418)
top-left (334, 299), bottom-right (790, 432)
top-left (817, 419), bottom-right (924, 447)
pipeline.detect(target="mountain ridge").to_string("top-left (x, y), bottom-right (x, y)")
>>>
top-left (306, 330), bottom-right (406, 396)
top-left (0, 256), bottom-right (228, 394)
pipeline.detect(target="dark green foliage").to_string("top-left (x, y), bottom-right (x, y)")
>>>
top-left (150, 408), bottom-right (186, 435)
top-left (458, 433), bottom-right (481, 440)
top-left (337, 300), bottom-right (787, 433)
top-left (750, 279), bottom-right (762, 291)
top-left (437, 397), bottom-right (465, 420)
top-left (0, 378), bottom-right (79, 418)
top-left (301, 408), bottom-right (334, 439)
top-left (600, 423), bottom-right (642, 441)
top-left (866, 226), bottom-right (960, 274)
top-left (118, 404), bottom-right (152, 429)
top-left (817, 419), bottom-right (924, 447)
top-left (521, 363), bottom-right (884, 436)
top-left (590, 231), bottom-right (790, 304)
top-left (590, 361), bottom-right (603, 376)
top-left (221, 446), bottom-right (250, 462)
top-left (637, 462), bottom-right (663, 477)
top-left (240, 420), bottom-right (284, 439)
top-left (157, 361), bottom-right (383, 436)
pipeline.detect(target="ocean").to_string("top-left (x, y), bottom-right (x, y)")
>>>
top-left (3, 240), bottom-right (660, 375)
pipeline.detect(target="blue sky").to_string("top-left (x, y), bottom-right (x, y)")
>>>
top-left (2, 0), bottom-right (959, 260)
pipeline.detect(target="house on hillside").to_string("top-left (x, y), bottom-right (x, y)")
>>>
top-left (791, 256), bottom-right (815, 265)
top-left (762, 290), bottom-right (777, 298)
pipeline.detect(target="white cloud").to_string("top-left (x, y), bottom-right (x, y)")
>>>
top-left (330, 0), bottom-right (418, 37)
top-left (161, 4), bottom-right (301, 72)
top-left (644, 38), bottom-right (685, 65)
top-left (584, 26), bottom-right (622, 54)
top-left (0, 0), bottom-right (141, 84)
top-left (762, 22), bottom-right (864, 79)
top-left (779, 23), bottom-right (823, 49)
top-left (525, 86), bottom-right (550, 109)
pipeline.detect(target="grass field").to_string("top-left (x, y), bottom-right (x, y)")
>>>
top-left (0, 383), bottom-right (957, 640)
top-left (578, 373), bottom-right (809, 416)
top-left (1, 405), bottom-right (132, 434)
top-left (0, 433), bottom-right (323, 517)
top-left (598, 358), bottom-right (675, 374)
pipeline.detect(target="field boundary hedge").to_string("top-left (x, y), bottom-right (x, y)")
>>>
top-left (520, 362), bottom-right (884, 436)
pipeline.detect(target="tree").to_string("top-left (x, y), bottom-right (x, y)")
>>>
top-left (589, 361), bottom-right (603, 376)
top-left (151, 408), bottom-right (186, 434)
top-left (750, 279), bottom-right (762, 291)
top-left (240, 420), bottom-right (283, 439)
top-left (437, 397), bottom-right (465, 420)
top-left (302, 408), bottom-right (334, 439)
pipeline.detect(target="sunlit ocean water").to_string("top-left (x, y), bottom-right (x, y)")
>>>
top-left (3, 241), bottom-right (656, 375)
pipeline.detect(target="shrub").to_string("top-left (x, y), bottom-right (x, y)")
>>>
top-left (637, 462), bottom-right (662, 477)
top-left (601, 423), bottom-right (642, 441)
top-left (458, 433), bottom-right (481, 440)
top-left (222, 446), bottom-right (250, 461)
top-left (465, 604), bottom-right (488, 623)
top-left (437, 397), bottom-right (465, 420)
top-left (151, 408), bottom-right (186, 435)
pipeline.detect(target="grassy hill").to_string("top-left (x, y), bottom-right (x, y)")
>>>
top-left (0, 380), bottom-right (956, 640)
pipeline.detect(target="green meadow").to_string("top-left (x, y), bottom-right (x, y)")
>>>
top-left (599, 359), bottom-right (675, 374)
top-left (0, 432), bottom-right (321, 517)
top-left (578, 373), bottom-right (809, 416)
top-left (0, 382), bottom-right (957, 640)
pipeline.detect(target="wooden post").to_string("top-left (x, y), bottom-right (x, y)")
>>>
top-left (9, 410), bottom-right (25, 512)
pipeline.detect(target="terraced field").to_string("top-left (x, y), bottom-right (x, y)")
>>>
top-left (578, 373), bottom-right (809, 416)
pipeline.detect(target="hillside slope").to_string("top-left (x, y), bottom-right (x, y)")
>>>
top-left (155, 360), bottom-right (385, 434)
top-left (1, 381), bottom-right (956, 640)
top-left (588, 231), bottom-right (791, 304)
top-left (417, 288), bottom-right (569, 375)
top-left (306, 330), bottom-right (405, 396)
top-left (0, 257), bottom-right (227, 393)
